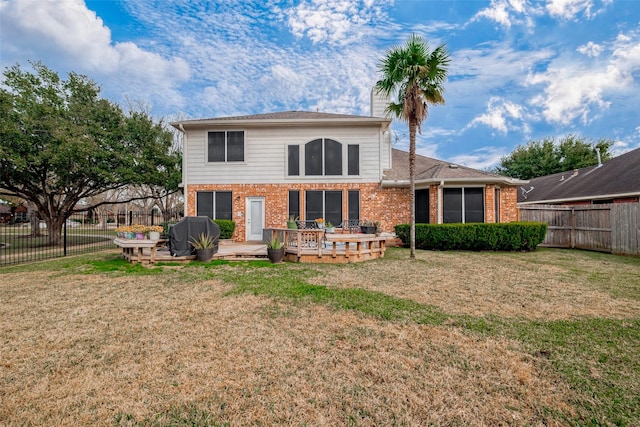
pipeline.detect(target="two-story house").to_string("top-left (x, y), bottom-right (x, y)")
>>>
top-left (172, 93), bottom-right (526, 241)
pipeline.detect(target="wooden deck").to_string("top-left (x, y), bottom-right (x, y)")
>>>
top-left (114, 231), bottom-right (387, 265)
top-left (114, 239), bottom-right (267, 264)
top-left (266, 229), bottom-right (386, 264)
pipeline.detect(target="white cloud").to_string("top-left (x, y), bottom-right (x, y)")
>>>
top-left (527, 30), bottom-right (640, 125)
top-left (283, 0), bottom-right (389, 45)
top-left (470, 0), bottom-right (542, 28)
top-left (450, 146), bottom-right (509, 170)
top-left (471, 0), bottom-right (610, 27)
top-left (577, 41), bottom-right (603, 57)
top-left (467, 97), bottom-right (528, 134)
top-left (0, 0), bottom-right (190, 110)
top-left (545, 0), bottom-right (599, 20)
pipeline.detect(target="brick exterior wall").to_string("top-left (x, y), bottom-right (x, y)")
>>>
top-left (186, 183), bottom-right (521, 240)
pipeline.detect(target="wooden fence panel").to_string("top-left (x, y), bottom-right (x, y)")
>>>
top-left (520, 203), bottom-right (639, 256)
top-left (611, 203), bottom-right (640, 255)
top-left (573, 206), bottom-right (611, 252)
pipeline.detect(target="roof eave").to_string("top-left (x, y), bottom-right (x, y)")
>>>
top-left (171, 117), bottom-right (391, 129)
top-left (381, 177), bottom-right (528, 188)
top-left (518, 191), bottom-right (640, 205)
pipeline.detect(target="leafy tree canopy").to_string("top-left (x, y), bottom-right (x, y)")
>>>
top-left (493, 135), bottom-right (613, 180)
top-left (0, 62), bottom-right (181, 244)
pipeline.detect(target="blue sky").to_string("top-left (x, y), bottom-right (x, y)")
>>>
top-left (1, 0), bottom-right (639, 169)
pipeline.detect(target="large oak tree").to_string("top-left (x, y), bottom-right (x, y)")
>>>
top-left (0, 62), bottom-right (181, 245)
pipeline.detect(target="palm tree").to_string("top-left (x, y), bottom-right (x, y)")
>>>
top-left (375, 34), bottom-right (450, 258)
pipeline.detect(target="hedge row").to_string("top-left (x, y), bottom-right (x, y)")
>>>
top-left (213, 219), bottom-right (235, 240)
top-left (394, 222), bottom-right (547, 251)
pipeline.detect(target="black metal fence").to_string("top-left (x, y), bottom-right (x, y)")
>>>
top-left (0, 209), bottom-right (183, 267)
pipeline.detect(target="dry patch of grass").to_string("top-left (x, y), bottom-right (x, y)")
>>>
top-left (2, 249), bottom-right (639, 425)
top-left (313, 248), bottom-right (640, 320)
top-left (2, 270), bottom-right (574, 426)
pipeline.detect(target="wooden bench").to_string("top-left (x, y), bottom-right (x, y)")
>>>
top-left (114, 238), bottom-right (166, 264)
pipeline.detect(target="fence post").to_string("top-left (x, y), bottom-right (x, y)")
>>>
top-left (63, 217), bottom-right (67, 257)
top-left (570, 208), bottom-right (576, 248)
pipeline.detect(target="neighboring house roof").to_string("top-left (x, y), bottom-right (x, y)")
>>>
top-left (518, 148), bottom-right (640, 204)
top-left (172, 111), bottom-right (391, 129)
top-left (382, 149), bottom-right (527, 187)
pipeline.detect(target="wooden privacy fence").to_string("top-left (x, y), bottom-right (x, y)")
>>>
top-left (519, 203), bottom-right (640, 256)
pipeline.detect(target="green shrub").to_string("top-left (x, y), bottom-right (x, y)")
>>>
top-left (394, 222), bottom-right (547, 251)
top-left (213, 219), bottom-right (235, 240)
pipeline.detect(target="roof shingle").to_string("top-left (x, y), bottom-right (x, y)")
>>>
top-left (518, 148), bottom-right (640, 203)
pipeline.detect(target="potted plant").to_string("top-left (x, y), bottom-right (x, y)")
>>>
top-left (315, 218), bottom-right (325, 229)
top-left (266, 235), bottom-right (285, 263)
top-left (147, 225), bottom-right (163, 240)
top-left (325, 221), bottom-right (335, 233)
top-left (132, 224), bottom-right (147, 240)
top-left (189, 232), bottom-right (218, 262)
top-left (287, 216), bottom-right (298, 229)
top-left (360, 220), bottom-right (378, 234)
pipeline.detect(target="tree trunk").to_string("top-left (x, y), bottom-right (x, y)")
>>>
top-left (47, 217), bottom-right (65, 246)
top-left (408, 119), bottom-right (417, 259)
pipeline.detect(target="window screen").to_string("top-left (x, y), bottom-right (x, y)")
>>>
top-left (348, 190), bottom-right (360, 221)
top-left (464, 188), bottom-right (484, 223)
top-left (288, 190), bottom-right (300, 219)
top-left (325, 190), bottom-right (343, 227)
top-left (348, 145), bottom-right (359, 175)
top-left (215, 192), bottom-right (233, 220)
top-left (305, 139), bottom-right (322, 176)
top-left (324, 139), bottom-right (342, 176)
top-left (226, 131), bottom-right (244, 162)
top-left (196, 192), bottom-right (214, 218)
top-left (288, 145), bottom-right (299, 176)
top-left (196, 191), bottom-right (232, 220)
top-left (207, 132), bottom-right (225, 162)
top-left (443, 188), bottom-right (463, 223)
top-left (305, 191), bottom-right (323, 220)
top-left (416, 189), bottom-right (430, 223)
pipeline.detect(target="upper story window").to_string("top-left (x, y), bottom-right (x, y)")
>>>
top-left (288, 139), bottom-right (359, 177)
top-left (208, 131), bottom-right (244, 162)
top-left (306, 138), bottom-right (341, 176)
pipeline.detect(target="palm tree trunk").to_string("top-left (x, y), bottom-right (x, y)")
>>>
top-left (408, 119), bottom-right (417, 259)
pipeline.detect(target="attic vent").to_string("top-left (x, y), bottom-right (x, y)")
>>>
top-left (448, 164), bottom-right (459, 169)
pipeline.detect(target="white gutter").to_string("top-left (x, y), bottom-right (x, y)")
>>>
top-left (381, 177), bottom-right (528, 187)
top-left (171, 117), bottom-right (392, 128)
top-left (518, 191), bottom-right (640, 205)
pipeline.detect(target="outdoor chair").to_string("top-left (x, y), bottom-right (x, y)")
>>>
top-left (340, 219), bottom-right (361, 234)
top-left (295, 220), bottom-right (319, 229)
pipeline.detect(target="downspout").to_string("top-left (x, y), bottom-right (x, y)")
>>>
top-left (438, 180), bottom-right (444, 224)
top-left (179, 124), bottom-right (188, 218)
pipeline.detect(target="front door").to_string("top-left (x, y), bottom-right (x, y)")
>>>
top-left (245, 197), bottom-right (265, 241)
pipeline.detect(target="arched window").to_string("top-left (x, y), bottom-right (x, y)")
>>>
top-left (304, 138), bottom-right (342, 176)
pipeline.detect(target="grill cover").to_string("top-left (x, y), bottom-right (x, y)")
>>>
top-left (169, 216), bottom-right (221, 256)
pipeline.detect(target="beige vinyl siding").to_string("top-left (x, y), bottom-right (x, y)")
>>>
top-left (185, 125), bottom-right (385, 185)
